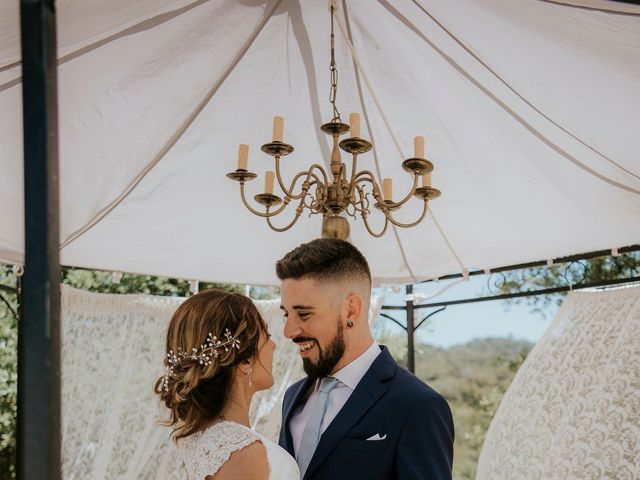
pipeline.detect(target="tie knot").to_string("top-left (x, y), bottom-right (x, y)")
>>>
top-left (319, 376), bottom-right (339, 394)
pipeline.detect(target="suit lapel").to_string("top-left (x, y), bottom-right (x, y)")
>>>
top-left (304, 347), bottom-right (396, 479)
top-left (282, 376), bottom-right (314, 457)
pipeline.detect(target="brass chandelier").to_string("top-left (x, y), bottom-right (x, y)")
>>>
top-left (227, 4), bottom-right (440, 240)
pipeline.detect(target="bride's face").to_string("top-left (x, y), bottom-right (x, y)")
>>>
top-left (252, 330), bottom-right (276, 390)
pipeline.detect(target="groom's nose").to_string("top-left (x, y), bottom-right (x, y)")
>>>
top-left (283, 315), bottom-right (301, 339)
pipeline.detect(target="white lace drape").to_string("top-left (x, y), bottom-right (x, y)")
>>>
top-left (477, 285), bottom-right (640, 480)
top-left (60, 285), bottom-right (381, 479)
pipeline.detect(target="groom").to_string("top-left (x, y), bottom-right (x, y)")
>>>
top-left (277, 238), bottom-right (454, 479)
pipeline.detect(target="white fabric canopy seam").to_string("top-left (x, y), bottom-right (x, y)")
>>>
top-left (59, 0), bottom-right (283, 251)
top-left (537, 0), bottom-right (640, 16)
top-left (411, 0), bottom-right (640, 182)
top-left (379, 0), bottom-right (640, 196)
top-left (0, 0), bottom-right (212, 93)
top-left (341, 1), bottom-right (417, 282)
top-left (340, 3), bottom-right (470, 280)
top-left (0, 61), bottom-right (19, 73)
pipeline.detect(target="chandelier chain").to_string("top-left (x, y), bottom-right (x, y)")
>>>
top-left (329, 5), bottom-right (341, 123)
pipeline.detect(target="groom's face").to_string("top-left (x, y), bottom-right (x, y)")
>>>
top-left (280, 276), bottom-right (346, 379)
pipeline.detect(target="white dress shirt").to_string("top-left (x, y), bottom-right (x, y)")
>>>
top-left (290, 341), bottom-right (381, 457)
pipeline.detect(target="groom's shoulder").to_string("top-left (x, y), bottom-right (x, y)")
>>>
top-left (387, 361), bottom-right (449, 409)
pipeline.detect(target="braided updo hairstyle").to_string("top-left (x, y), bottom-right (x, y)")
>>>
top-left (154, 288), bottom-right (268, 440)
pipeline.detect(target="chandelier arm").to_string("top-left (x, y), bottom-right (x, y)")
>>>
top-left (265, 199), bottom-right (306, 232)
top-left (302, 187), bottom-right (325, 213)
top-left (355, 172), bottom-right (385, 202)
top-left (354, 172), bottom-right (383, 198)
top-left (387, 173), bottom-right (420, 208)
top-left (362, 210), bottom-right (389, 238)
top-left (356, 184), bottom-right (371, 211)
top-left (239, 182), bottom-right (291, 218)
top-left (354, 170), bottom-right (377, 183)
top-left (348, 185), bottom-right (369, 214)
top-left (309, 164), bottom-right (329, 186)
top-left (274, 157), bottom-right (323, 200)
top-left (383, 199), bottom-right (429, 228)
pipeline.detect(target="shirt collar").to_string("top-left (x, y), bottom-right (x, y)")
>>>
top-left (331, 340), bottom-right (381, 391)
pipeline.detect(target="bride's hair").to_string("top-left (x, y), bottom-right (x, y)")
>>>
top-left (154, 288), bottom-right (268, 440)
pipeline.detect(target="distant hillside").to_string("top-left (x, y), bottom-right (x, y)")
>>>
top-left (380, 335), bottom-right (533, 480)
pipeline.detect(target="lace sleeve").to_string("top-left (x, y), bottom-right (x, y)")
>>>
top-left (179, 421), bottom-right (260, 480)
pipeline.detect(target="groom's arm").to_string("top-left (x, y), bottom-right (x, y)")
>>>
top-left (395, 392), bottom-right (454, 480)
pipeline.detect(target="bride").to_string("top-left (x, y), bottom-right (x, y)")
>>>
top-left (154, 289), bottom-right (300, 479)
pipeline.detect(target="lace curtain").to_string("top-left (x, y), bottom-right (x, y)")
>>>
top-left (60, 285), bottom-right (381, 479)
top-left (477, 285), bottom-right (640, 480)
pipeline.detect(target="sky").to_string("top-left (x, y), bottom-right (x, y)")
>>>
top-left (372, 275), bottom-right (558, 349)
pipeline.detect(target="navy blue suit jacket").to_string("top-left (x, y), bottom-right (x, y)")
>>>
top-left (279, 346), bottom-right (454, 479)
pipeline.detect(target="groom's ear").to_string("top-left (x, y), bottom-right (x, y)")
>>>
top-left (344, 292), bottom-right (363, 325)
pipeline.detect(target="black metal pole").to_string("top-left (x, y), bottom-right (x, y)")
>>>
top-left (405, 284), bottom-right (415, 373)
top-left (18, 0), bottom-right (61, 478)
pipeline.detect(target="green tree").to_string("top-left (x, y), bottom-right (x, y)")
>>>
top-left (495, 251), bottom-right (640, 315)
top-left (0, 266), bottom-right (18, 480)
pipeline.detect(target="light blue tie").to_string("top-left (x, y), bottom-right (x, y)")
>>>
top-left (296, 376), bottom-right (340, 477)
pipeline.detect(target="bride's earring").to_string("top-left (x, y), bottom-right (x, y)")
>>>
top-left (248, 367), bottom-right (253, 387)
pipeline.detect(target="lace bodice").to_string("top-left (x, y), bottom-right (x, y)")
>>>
top-left (178, 421), bottom-right (299, 480)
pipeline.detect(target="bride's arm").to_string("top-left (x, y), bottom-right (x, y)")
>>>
top-left (207, 441), bottom-right (270, 480)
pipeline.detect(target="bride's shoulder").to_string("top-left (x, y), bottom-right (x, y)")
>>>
top-left (210, 439), bottom-right (269, 480)
top-left (179, 421), bottom-right (268, 480)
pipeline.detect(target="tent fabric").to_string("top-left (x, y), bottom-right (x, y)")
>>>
top-left (1, 0), bottom-right (639, 285)
top-left (476, 284), bottom-right (640, 479)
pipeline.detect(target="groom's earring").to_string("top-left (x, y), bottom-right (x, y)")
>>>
top-left (347, 320), bottom-right (354, 328)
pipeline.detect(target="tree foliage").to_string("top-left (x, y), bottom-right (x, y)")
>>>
top-left (494, 251), bottom-right (640, 315)
top-left (0, 266), bottom-right (18, 479)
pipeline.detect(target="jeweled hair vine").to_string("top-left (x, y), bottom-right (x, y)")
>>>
top-left (161, 328), bottom-right (241, 391)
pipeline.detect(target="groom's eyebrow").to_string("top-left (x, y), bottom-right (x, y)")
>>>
top-left (279, 305), bottom-right (314, 311)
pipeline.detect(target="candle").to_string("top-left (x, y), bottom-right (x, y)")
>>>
top-left (414, 136), bottom-right (425, 159)
top-left (382, 178), bottom-right (393, 200)
top-left (265, 171), bottom-right (275, 194)
top-left (422, 172), bottom-right (431, 187)
top-left (237, 144), bottom-right (249, 170)
top-left (349, 112), bottom-right (360, 138)
top-left (272, 116), bottom-right (284, 142)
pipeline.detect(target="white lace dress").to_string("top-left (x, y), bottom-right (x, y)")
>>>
top-left (178, 420), bottom-right (300, 480)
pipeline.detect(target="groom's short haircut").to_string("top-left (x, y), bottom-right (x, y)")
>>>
top-left (276, 238), bottom-right (371, 286)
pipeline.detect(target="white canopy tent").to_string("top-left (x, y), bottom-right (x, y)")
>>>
top-left (1, 0), bottom-right (639, 285)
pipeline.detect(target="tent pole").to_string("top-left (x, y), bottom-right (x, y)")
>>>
top-left (18, 0), bottom-right (61, 478)
top-left (405, 284), bottom-right (415, 373)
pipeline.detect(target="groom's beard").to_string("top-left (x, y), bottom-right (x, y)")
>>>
top-left (301, 318), bottom-right (345, 380)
